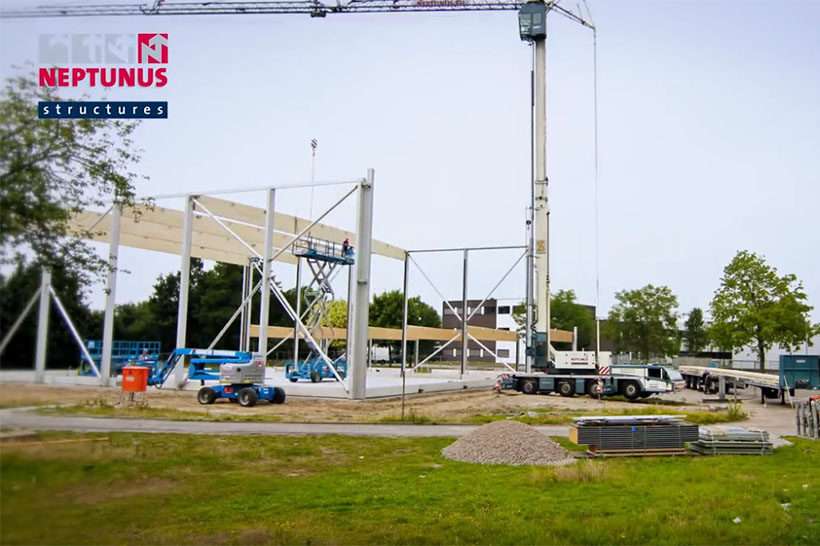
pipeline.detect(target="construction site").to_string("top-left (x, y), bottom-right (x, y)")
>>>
top-left (0, 1), bottom-right (818, 545)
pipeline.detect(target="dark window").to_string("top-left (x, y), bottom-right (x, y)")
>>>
top-left (497, 349), bottom-right (510, 358)
top-left (498, 306), bottom-right (511, 314)
top-left (648, 368), bottom-right (662, 378)
top-left (484, 306), bottom-right (497, 315)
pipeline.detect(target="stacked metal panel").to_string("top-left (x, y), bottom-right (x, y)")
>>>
top-left (571, 416), bottom-right (698, 455)
top-left (689, 427), bottom-right (773, 455)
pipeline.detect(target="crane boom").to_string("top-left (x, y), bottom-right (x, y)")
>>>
top-left (0, 0), bottom-right (591, 26)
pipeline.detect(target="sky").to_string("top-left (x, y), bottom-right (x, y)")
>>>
top-left (1, 0), bottom-right (819, 322)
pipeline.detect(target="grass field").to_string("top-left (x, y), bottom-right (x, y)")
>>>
top-left (1, 432), bottom-right (817, 545)
top-left (38, 400), bottom-right (746, 426)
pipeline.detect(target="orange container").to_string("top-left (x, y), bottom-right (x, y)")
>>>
top-left (121, 366), bottom-right (149, 393)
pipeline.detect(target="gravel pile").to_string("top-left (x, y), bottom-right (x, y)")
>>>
top-left (442, 420), bottom-right (574, 466)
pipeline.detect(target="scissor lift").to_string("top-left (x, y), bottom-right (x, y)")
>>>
top-left (286, 237), bottom-right (355, 382)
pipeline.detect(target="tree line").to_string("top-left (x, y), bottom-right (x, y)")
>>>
top-left (0, 256), bottom-right (441, 369)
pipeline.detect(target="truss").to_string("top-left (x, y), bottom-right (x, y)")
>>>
top-left (0, 1), bottom-right (593, 28)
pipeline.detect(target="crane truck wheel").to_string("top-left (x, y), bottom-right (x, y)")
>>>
top-left (521, 379), bottom-right (537, 395)
top-left (272, 386), bottom-right (286, 405)
top-left (310, 371), bottom-right (321, 383)
top-left (197, 387), bottom-right (216, 405)
top-left (622, 382), bottom-right (641, 401)
top-left (558, 381), bottom-right (575, 397)
top-left (238, 387), bottom-right (258, 407)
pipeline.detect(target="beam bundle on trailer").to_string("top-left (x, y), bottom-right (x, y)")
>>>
top-left (249, 324), bottom-right (572, 343)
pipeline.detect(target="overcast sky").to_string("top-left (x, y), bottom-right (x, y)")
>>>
top-left (1, 0), bottom-right (818, 322)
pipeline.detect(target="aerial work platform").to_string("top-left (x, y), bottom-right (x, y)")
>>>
top-left (292, 237), bottom-right (354, 265)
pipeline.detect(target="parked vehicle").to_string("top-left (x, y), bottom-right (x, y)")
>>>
top-left (503, 361), bottom-right (679, 401)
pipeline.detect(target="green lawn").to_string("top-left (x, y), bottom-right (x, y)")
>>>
top-left (40, 401), bottom-right (746, 426)
top-left (1, 433), bottom-right (817, 545)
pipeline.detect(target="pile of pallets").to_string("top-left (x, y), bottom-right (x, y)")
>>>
top-left (689, 427), bottom-right (773, 455)
top-left (571, 415), bottom-right (699, 457)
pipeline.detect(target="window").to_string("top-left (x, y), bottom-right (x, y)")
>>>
top-left (648, 368), bottom-right (662, 379)
top-left (452, 349), bottom-right (457, 358)
top-left (479, 349), bottom-right (485, 358)
top-left (498, 305), bottom-right (511, 314)
top-left (484, 306), bottom-right (496, 315)
top-left (497, 349), bottom-right (510, 358)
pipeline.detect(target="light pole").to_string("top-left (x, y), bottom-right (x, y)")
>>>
top-left (518, 1), bottom-right (550, 371)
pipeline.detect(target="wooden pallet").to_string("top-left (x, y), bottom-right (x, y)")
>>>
top-left (588, 447), bottom-right (690, 458)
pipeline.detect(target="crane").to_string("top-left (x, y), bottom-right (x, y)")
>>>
top-left (1, 0), bottom-right (596, 374)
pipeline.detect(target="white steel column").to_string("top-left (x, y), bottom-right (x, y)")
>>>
top-left (258, 188), bottom-right (276, 357)
top-left (175, 196), bottom-right (194, 388)
top-left (34, 269), bottom-right (51, 384)
top-left (100, 205), bottom-right (121, 386)
top-left (239, 264), bottom-right (248, 351)
top-left (460, 249), bottom-right (469, 377)
top-left (533, 35), bottom-right (551, 353)
top-left (293, 258), bottom-right (302, 363)
top-left (349, 170), bottom-right (374, 400)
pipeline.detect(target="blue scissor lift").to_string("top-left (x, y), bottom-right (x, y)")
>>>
top-left (285, 236), bottom-right (354, 383)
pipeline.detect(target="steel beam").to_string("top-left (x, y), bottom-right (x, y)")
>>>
top-left (175, 196), bottom-right (194, 388)
top-left (34, 270), bottom-right (51, 384)
top-left (100, 205), bottom-right (121, 386)
top-left (349, 171), bottom-right (374, 399)
top-left (460, 249), bottom-right (469, 377)
top-left (258, 189), bottom-right (276, 356)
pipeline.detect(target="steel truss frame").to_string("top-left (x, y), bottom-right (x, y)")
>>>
top-left (0, 269), bottom-right (102, 381)
top-left (399, 244), bottom-right (528, 379)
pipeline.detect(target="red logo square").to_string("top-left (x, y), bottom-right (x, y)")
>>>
top-left (137, 33), bottom-right (168, 64)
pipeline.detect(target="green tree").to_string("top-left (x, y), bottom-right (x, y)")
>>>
top-left (709, 250), bottom-right (818, 370)
top-left (0, 74), bottom-right (143, 282)
top-left (605, 284), bottom-right (679, 361)
top-left (683, 307), bottom-right (708, 353)
top-left (369, 290), bottom-right (441, 329)
top-left (368, 290), bottom-right (441, 361)
top-left (511, 289), bottom-right (595, 348)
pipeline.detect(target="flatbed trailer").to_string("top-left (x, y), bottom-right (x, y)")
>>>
top-left (678, 365), bottom-right (794, 403)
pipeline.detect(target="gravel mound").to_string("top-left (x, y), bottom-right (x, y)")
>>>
top-left (442, 420), bottom-right (574, 466)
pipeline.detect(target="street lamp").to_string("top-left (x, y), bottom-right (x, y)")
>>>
top-left (518, 1), bottom-right (547, 42)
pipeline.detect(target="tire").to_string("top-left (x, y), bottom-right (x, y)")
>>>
top-left (197, 387), bottom-right (216, 405)
top-left (238, 387), bottom-right (258, 407)
top-left (587, 380), bottom-right (604, 397)
top-left (309, 371), bottom-right (321, 383)
top-left (558, 381), bottom-right (575, 398)
top-left (622, 381), bottom-right (641, 401)
top-left (272, 387), bottom-right (286, 405)
top-left (521, 379), bottom-right (537, 395)
top-left (289, 377), bottom-right (298, 383)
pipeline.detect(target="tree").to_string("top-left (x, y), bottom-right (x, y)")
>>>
top-left (369, 290), bottom-right (441, 329)
top-left (709, 250), bottom-right (819, 370)
top-left (511, 289), bottom-right (595, 348)
top-left (605, 284), bottom-right (679, 361)
top-left (683, 307), bottom-right (708, 353)
top-left (0, 74), bottom-right (143, 282)
top-left (368, 290), bottom-right (441, 361)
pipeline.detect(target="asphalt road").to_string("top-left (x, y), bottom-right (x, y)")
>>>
top-left (0, 409), bottom-right (570, 438)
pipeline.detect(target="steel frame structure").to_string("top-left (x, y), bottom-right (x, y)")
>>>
top-left (399, 244), bottom-right (528, 379)
top-left (53, 172), bottom-right (377, 398)
top-left (0, 269), bottom-right (103, 382)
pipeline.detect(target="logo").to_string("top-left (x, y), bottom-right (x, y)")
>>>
top-left (137, 33), bottom-right (168, 64)
top-left (38, 33), bottom-right (169, 88)
top-left (37, 33), bottom-right (169, 119)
